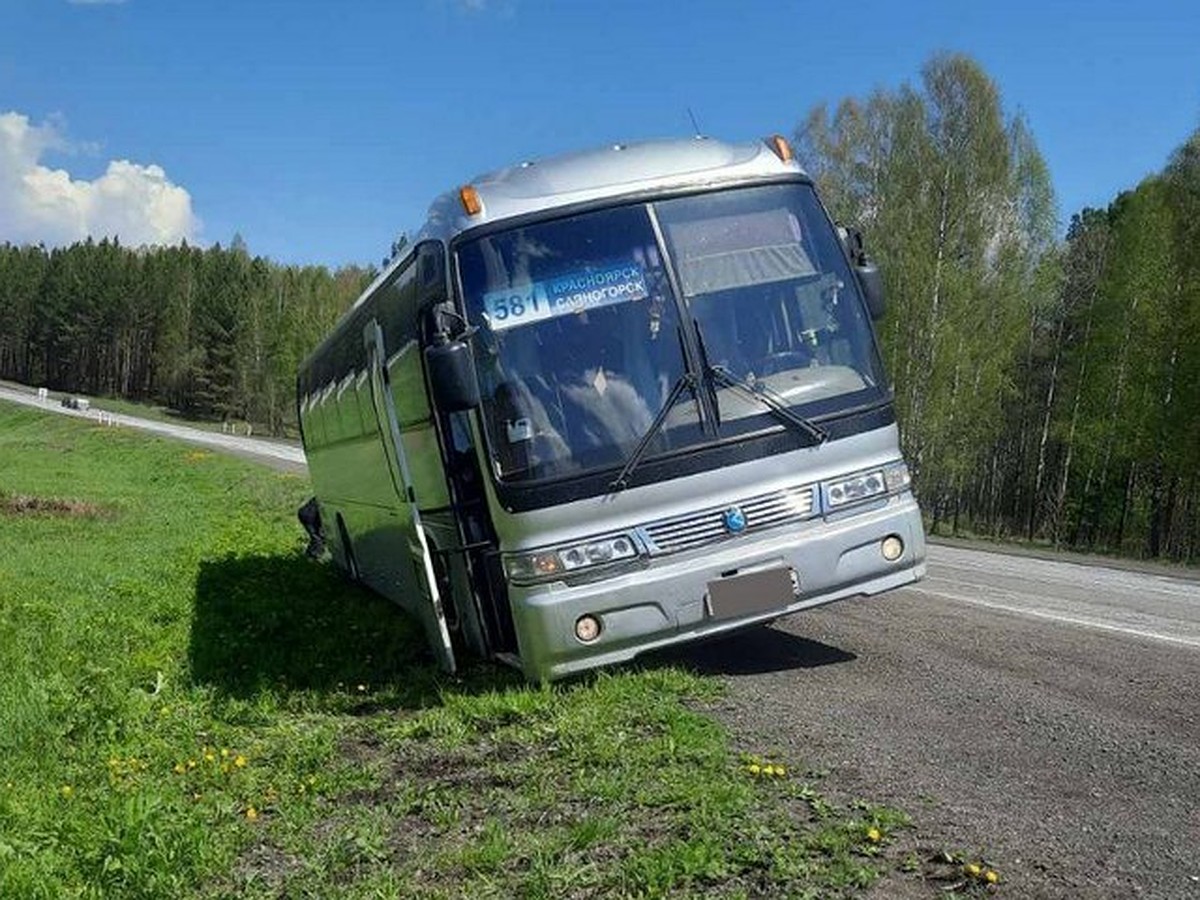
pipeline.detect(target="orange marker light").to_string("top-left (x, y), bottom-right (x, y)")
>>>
top-left (531, 553), bottom-right (562, 576)
top-left (767, 134), bottom-right (794, 162)
top-left (459, 185), bottom-right (482, 216)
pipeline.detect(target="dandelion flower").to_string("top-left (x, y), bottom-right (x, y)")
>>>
top-left (866, 827), bottom-right (882, 843)
top-left (60, 785), bottom-right (74, 798)
top-left (220, 748), bottom-right (230, 759)
top-left (173, 763), bottom-right (186, 775)
top-left (187, 759), bottom-right (197, 769)
top-left (204, 751), bottom-right (216, 763)
top-left (245, 806), bottom-right (259, 821)
top-left (747, 763), bottom-right (761, 775)
top-left (964, 862), bottom-right (982, 878)
top-left (985, 870), bottom-right (999, 884)
top-left (234, 755), bottom-right (248, 769)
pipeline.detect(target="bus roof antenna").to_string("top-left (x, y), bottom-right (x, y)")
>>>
top-left (686, 107), bottom-right (704, 139)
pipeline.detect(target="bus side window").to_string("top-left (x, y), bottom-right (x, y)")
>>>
top-left (383, 269), bottom-right (419, 358)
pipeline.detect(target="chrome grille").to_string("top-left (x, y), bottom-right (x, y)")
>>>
top-left (641, 484), bottom-right (815, 555)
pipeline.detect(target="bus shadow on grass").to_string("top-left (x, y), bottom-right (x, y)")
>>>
top-left (189, 553), bottom-right (856, 705)
top-left (188, 552), bottom-right (520, 709)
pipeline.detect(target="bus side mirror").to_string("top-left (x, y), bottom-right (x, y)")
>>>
top-left (840, 226), bottom-right (886, 320)
top-left (855, 262), bottom-right (886, 321)
top-left (425, 340), bottom-right (481, 412)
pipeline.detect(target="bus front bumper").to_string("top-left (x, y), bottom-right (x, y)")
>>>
top-left (509, 493), bottom-right (925, 681)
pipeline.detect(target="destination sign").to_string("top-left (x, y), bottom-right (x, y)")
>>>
top-left (482, 262), bottom-right (647, 331)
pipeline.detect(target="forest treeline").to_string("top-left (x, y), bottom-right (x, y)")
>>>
top-left (799, 53), bottom-right (1199, 562)
top-left (0, 237), bottom-right (373, 435)
top-left (0, 52), bottom-right (1196, 561)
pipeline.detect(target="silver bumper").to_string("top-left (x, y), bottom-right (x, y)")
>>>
top-left (509, 493), bottom-right (925, 680)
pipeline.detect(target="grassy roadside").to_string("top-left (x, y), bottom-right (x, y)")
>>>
top-left (0, 400), bottom-right (914, 898)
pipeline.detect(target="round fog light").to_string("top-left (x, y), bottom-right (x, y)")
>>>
top-left (574, 614), bottom-right (601, 643)
top-left (881, 535), bottom-right (904, 561)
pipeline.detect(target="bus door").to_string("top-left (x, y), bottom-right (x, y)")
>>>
top-left (363, 319), bottom-right (456, 674)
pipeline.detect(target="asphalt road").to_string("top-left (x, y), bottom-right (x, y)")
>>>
top-left (0, 385), bottom-right (305, 470)
top-left (6, 387), bottom-right (1198, 895)
top-left (672, 545), bottom-right (1200, 898)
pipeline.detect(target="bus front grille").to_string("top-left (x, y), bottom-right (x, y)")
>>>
top-left (641, 485), bottom-right (816, 555)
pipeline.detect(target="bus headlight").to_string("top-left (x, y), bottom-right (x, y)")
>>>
top-left (824, 461), bottom-right (911, 510)
top-left (503, 534), bottom-right (640, 585)
top-left (825, 470), bottom-right (886, 508)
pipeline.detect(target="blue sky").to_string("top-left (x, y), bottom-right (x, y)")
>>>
top-left (2, 0), bottom-right (1198, 267)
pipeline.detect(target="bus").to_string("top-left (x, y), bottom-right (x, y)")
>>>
top-left (296, 135), bottom-right (925, 681)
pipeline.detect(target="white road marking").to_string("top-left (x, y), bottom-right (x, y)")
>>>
top-left (917, 544), bottom-right (1200, 650)
top-left (934, 554), bottom-right (1200, 600)
top-left (909, 584), bottom-right (1200, 649)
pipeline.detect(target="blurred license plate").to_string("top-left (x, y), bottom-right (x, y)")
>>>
top-left (707, 567), bottom-right (794, 620)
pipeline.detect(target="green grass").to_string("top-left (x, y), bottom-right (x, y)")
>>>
top-left (0, 400), bottom-right (912, 899)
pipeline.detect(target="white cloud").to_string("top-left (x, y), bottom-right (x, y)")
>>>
top-left (0, 111), bottom-right (199, 248)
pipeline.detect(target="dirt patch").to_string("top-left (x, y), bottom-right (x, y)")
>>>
top-left (333, 733), bottom-right (524, 807)
top-left (0, 494), bottom-right (108, 518)
top-left (314, 733), bottom-right (698, 894)
top-left (231, 839), bottom-right (305, 892)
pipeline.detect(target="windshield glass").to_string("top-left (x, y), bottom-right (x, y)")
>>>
top-left (458, 204), bottom-right (701, 482)
top-left (457, 183), bottom-right (887, 485)
top-left (655, 184), bottom-right (885, 432)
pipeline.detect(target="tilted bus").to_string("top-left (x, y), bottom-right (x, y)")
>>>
top-left (296, 135), bottom-right (925, 681)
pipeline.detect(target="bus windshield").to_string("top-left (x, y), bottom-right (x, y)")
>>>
top-left (457, 183), bottom-right (886, 484)
top-left (655, 184), bottom-right (885, 434)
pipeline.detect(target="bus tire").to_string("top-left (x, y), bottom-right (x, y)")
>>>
top-left (335, 513), bottom-right (359, 582)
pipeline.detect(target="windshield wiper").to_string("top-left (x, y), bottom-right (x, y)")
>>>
top-left (709, 365), bottom-right (828, 443)
top-left (693, 321), bottom-right (828, 445)
top-left (609, 372), bottom-right (696, 493)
